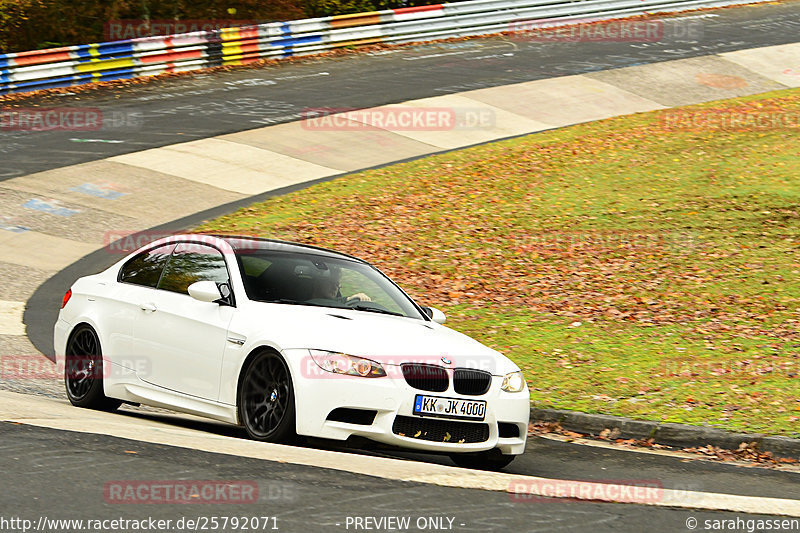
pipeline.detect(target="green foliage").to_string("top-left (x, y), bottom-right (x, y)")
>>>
top-left (196, 89), bottom-right (800, 436)
top-left (301, 0), bottom-right (402, 18)
top-left (0, 0), bottom-right (140, 52)
top-left (0, 0), bottom-right (450, 53)
top-left (300, 0), bottom-right (443, 18)
top-left (0, 0), bottom-right (305, 52)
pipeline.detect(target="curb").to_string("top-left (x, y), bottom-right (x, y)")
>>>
top-left (531, 408), bottom-right (800, 459)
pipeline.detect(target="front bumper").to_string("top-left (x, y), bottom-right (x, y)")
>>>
top-left (283, 349), bottom-right (529, 455)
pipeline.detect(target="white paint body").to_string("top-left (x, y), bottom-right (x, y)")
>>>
top-left (54, 235), bottom-right (529, 456)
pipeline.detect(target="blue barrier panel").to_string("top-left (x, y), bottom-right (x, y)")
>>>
top-left (98, 67), bottom-right (137, 80)
top-left (270, 35), bottom-right (323, 48)
top-left (74, 45), bottom-right (96, 59)
top-left (98, 42), bottom-right (136, 56)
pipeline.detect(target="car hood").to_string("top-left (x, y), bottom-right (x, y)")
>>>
top-left (245, 303), bottom-right (519, 375)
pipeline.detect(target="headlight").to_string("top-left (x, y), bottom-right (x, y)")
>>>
top-left (309, 350), bottom-right (386, 378)
top-left (501, 371), bottom-right (526, 392)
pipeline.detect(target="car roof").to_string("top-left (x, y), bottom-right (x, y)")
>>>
top-left (201, 234), bottom-right (368, 264)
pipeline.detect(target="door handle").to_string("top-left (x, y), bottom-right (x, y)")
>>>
top-left (140, 303), bottom-right (157, 312)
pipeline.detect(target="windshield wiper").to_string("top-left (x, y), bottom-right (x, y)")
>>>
top-left (265, 299), bottom-right (325, 308)
top-left (348, 304), bottom-right (404, 317)
top-left (264, 299), bottom-right (404, 317)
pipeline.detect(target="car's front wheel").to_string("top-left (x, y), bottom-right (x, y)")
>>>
top-left (238, 350), bottom-right (297, 443)
top-left (64, 324), bottom-right (121, 411)
top-left (450, 451), bottom-right (516, 471)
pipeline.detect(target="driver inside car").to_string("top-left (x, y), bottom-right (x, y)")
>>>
top-left (310, 264), bottom-right (371, 303)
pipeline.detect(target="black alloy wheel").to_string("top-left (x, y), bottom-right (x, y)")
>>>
top-left (239, 350), bottom-right (297, 442)
top-left (64, 324), bottom-right (121, 411)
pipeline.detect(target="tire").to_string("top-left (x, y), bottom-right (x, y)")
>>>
top-left (450, 451), bottom-right (516, 471)
top-left (238, 350), bottom-right (297, 443)
top-left (64, 324), bottom-right (121, 411)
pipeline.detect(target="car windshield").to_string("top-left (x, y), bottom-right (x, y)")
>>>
top-left (235, 250), bottom-right (425, 320)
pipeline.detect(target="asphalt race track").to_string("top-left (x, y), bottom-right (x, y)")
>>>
top-left (123, 406), bottom-right (800, 502)
top-left (3, 422), bottom-right (792, 533)
top-left (5, 420), bottom-right (800, 533)
top-left (1, 2), bottom-right (799, 180)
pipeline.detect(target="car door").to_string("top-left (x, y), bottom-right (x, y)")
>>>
top-left (133, 241), bottom-right (235, 401)
top-left (107, 243), bottom-right (176, 372)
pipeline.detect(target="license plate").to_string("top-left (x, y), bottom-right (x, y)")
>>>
top-left (413, 394), bottom-right (486, 421)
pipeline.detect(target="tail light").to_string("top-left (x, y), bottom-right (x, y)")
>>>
top-left (61, 289), bottom-right (72, 309)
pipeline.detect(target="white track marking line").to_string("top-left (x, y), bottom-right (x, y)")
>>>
top-left (1, 390), bottom-right (798, 516)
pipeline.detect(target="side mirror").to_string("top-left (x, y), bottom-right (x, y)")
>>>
top-left (422, 306), bottom-right (446, 324)
top-left (188, 281), bottom-right (222, 303)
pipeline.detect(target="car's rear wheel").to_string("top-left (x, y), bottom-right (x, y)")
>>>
top-left (450, 451), bottom-right (516, 471)
top-left (238, 350), bottom-right (296, 443)
top-left (64, 325), bottom-right (121, 411)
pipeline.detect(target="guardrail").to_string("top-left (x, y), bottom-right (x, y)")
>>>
top-left (0, 0), bottom-right (767, 95)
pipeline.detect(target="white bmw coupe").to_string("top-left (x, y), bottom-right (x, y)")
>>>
top-left (55, 234), bottom-right (529, 469)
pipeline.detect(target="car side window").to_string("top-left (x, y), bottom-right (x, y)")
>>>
top-left (158, 242), bottom-right (230, 295)
top-left (118, 244), bottom-right (176, 288)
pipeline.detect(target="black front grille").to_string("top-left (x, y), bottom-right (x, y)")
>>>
top-left (402, 364), bottom-right (448, 392)
top-left (392, 415), bottom-right (489, 443)
top-left (453, 368), bottom-right (492, 395)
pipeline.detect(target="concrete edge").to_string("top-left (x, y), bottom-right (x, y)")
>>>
top-left (531, 408), bottom-right (800, 459)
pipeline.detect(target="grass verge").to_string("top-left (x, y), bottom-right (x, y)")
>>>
top-left (197, 88), bottom-right (800, 436)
